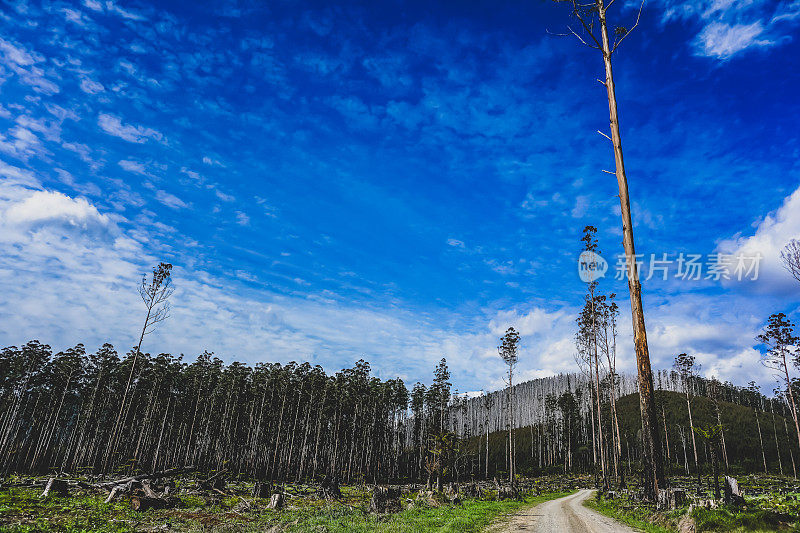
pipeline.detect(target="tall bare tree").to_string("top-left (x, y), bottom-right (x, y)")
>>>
top-left (553, 0), bottom-right (664, 498)
top-left (758, 313), bottom-right (800, 455)
top-left (499, 327), bottom-right (520, 485)
top-left (105, 262), bottom-right (174, 471)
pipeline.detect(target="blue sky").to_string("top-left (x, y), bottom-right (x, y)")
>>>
top-left (1, 0), bottom-right (799, 393)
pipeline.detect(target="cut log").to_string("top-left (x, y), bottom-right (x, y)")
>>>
top-left (40, 478), bottom-right (68, 498)
top-left (724, 476), bottom-right (745, 505)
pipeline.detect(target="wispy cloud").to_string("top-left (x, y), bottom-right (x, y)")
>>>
top-left (654, 0), bottom-right (800, 59)
top-left (98, 113), bottom-right (163, 143)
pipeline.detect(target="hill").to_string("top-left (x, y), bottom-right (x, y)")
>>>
top-left (460, 391), bottom-right (798, 479)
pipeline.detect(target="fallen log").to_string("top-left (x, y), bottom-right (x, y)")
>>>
top-left (131, 495), bottom-right (179, 512)
top-left (98, 467), bottom-right (194, 489)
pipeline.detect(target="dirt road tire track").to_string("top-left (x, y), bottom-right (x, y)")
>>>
top-left (490, 489), bottom-right (637, 533)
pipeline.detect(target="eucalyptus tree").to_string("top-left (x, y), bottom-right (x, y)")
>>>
top-left (553, 0), bottom-right (663, 498)
top-left (106, 262), bottom-right (174, 472)
top-left (694, 425), bottom-right (723, 500)
top-left (498, 327), bottom-right (520, 485)
top-left (410, 382), bottom-right (427, 480)
top-left (674, 353), bottom-right (700, 474)
top-left (758, 313), bottom-right (800, 453)
top-left (747, 381), bottom-right (768, 473)
top-left (707, 378), bottom-right (729, 472)
top-left (481, 390), bottom-right (493, 479)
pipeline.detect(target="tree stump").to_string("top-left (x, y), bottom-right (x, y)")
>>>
top-left (268, 493), bottom-right (284, 510)
top-left (724, 476), bottom-right (745, 506)
top-left (370, 486), bottom-right (401, 513)
top-left (672, 489), bottom-right (687, 508)
top-left (252, 482), bottom-right (272, 498)
top-left (40, 478), bottom-right (68, 498)
top-left (320, 476), bottom-right (341, 500)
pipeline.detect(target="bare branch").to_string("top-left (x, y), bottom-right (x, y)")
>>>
top-left (574, 13), bottom-right (604, 50)
top-left (546, 28), bottom-right (572, 38)
top-left (567, 25), bottom-right (600, 50)
top-left (597, 129), bottom-right (612, 141)
top-left (602, 169), bottom-right (615, 175)
top-left (780, 239), bottom-right (800, 283)
top-left (610, 0), bottom-right (645, 55)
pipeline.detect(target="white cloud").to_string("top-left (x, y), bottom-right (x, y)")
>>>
top-left (4, 190), bottom-right (111, 231)
top-left (118, 159), bottom-right (148, 175)
top-left (105, 1), bottom-right (146, 21)
top-left (98, 113), bottom-right (163, 143)
top-left (155, 190), bottom-right (188, 209)
top-left (0, 160), bottom-right (39, 188)
top-left (571, 194), bottom-right (590, 218)
top-left (717, 184), bottom-right (800, 293)
top-left (83, 0), bottom-right (103, 11)
top-left (447, 238), bottom-right (464, 248)
top-left (214, 189), bottom-right (235, 202)
top-left (695, 21), bottom-right (772, 59)
top-left (654, 0), bottom-right (800, 59)
top-left (80, 77), bottom-right (105, 94)
top-left (235, 211), bottom-right (250, 226)
top-left (0, 126), bottom-right (44, 160)
top-left (0, 38), bottom-right (59, 94)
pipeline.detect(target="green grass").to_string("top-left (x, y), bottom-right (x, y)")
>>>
top-left (690, 506), bottom-right (800, 532)
top-left (584, 493), bottom-right (677, 533)
top-left (280, 490), bottom-right (574, 532)
top-left (0, 485), bottom-right (573, 532)
top-left (585, 490), bottom-right (800, 533)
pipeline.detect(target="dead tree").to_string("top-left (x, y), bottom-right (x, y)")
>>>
top-left (553, 0), bottom-right (664, 499)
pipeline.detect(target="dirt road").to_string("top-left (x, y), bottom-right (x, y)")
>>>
top-left (491, 489), bottom-right (637, 533)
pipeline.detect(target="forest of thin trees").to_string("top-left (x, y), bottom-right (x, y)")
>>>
top-left (3, 243), bottom-right (800, 486)
top-left (2, 338), bottom-right (798, 484)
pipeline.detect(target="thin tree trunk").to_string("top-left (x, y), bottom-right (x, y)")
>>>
top-left (597, 0), bottom-right (664, 499)
top-left (755, 409), bottom-right (767, 473)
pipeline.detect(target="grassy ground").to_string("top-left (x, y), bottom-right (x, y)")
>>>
top-left (0, 483), bottom-right (573, 532)
top-left (585, 488), bottom-right (800, 533)
top-left (584, 494), bottom-right (676, 533)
